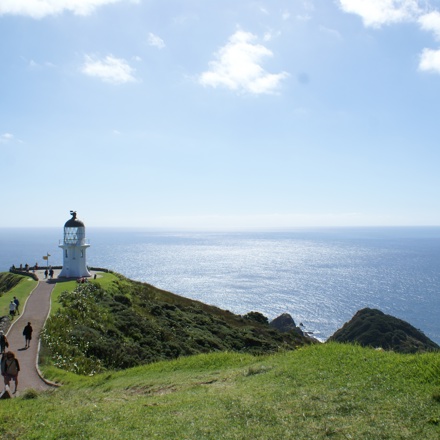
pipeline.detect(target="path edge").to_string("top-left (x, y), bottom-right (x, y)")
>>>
top-left (7, 279), bottom-right (60, 389)
top-left (35, 281), bottom-right (60, 388)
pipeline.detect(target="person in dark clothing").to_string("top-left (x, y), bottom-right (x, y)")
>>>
top-left (0, 331), bottom-right (8, 353)
top-left (1, 351), bottom-right (20, 393)
top-left (13, 297), bottom-right (20, 315)
top-left (23, 322), bottom-right (33, 349)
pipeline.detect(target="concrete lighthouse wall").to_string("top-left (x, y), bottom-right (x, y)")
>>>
top-left (59, 211), bottom-right (91, 278)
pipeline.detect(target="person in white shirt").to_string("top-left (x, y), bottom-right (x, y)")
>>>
top-left (9, 301), bottom-right (16, 319)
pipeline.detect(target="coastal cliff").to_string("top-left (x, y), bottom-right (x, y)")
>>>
top-left (2, 272), bottom-right (438, 378)
top-left (328, 307), bottom-right (440, 353)
top-left (39, 272), bottom-right (315, 374)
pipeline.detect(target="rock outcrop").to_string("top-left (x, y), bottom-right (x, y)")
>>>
top-left (270, 313), bottom-right (304, 336)
top-left (329, 308), bottom-right (439, 353)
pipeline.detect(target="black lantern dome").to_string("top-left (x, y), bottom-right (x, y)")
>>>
top-left (64, 211), bottom-right (85, 228)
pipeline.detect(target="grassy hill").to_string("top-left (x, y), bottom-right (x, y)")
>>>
top-left (0, 272), bottom-right (37, 320)
top-left (1, 344), bottom-right (440, 438)
top-left (2, 272), bottom-right (440, 438)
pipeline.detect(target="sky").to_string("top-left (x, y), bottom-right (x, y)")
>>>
top-left (1, 0), bottom-right (440, 229)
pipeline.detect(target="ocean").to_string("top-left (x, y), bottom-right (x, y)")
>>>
top-left (1, 227), bottom-right (440, 344)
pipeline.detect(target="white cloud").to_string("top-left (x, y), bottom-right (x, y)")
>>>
top-left (0, 133), bottom-right (14, 144)
top-left (199, 30), bottom-right (289, 95)
top-left (263, 30), bottom-right (281, 42)
top-left (338, 0), bottom-right (422, 28)
top-left (27, 59), bottom-right (56, 69)
top-left (419, 11), bottom-right (440, 40)
top-left (148, 33), bottom-right (166, 49)
top-left (81, 55), bottom-right (136, 84)
top-left (296, 0), bottom-right (314, 21)
top-left (338, 1), bottom-right (440, 75)
top-left (319, 26), bottom-right (342, 40)
top-left (302, 0), bottom-right (315, 12)
top-left (419, 48), bottom-right (440, 73)
top-left (0, 0), bottom-right (136, 19)
top-left (296, 14), bottom-right (312, 21)
top-left (418, 12), bottom-right (440, 73)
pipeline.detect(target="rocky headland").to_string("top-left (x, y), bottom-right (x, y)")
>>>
top-left (328, 307), bottom-right (439, 353)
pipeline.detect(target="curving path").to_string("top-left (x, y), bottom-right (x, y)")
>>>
top-left (4, 270), bottom-right (59, 395)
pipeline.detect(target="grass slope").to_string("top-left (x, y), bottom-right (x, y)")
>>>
top-left (0, 273), bottom-right (37, 317)
top-left (1, 344), bottom-right (440, 439)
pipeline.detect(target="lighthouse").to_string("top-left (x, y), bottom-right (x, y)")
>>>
top-left (59, 211), bottom-right (91, 278)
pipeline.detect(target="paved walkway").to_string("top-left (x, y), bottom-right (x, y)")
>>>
top-left (3, 269), bottom-right (101, 396)
top-left (4, 270), bottom-right (59, 395)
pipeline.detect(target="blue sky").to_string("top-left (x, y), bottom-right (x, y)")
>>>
top-left (1, 0), bottom-right (440, 229)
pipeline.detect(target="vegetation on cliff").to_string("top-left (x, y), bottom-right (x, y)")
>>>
top-left (329, 307), bottom-right (440, 353)
top-left (0, 272), bottom-right (25, 295)
top-left (40, 273), bottom-right (312, 375)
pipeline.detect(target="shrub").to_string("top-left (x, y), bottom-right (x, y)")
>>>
top-left (243, 311), bottom-right (269, 324)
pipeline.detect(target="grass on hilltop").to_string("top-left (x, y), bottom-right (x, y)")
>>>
top-left (0, 272), bottom-right (37, 317)
top-left (0, 344), bottom-right (440, 439)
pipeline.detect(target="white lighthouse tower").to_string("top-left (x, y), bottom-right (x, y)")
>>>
top-left (59, 211), bottom-right (91, 278)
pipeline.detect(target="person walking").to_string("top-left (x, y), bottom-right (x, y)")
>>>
top-left (23, 322), bottom-right (33, 349)
top-left (9, 300), bottom-right (16, 319)
top-left (0, 331), bottom-right (9, 353)
top-left (13, 296), bottom-right (20, 315)
top-left (1, 351), bottom-right (20, 393)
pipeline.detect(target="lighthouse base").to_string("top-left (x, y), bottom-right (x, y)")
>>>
top-left (59, 266), bottom-right (91, 279)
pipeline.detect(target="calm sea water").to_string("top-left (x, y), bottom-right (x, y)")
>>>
top-left (1, 227), bottom-right (440, 344)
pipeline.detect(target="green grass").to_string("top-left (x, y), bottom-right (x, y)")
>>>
top-left (0, 343), bottom-right (438, 439)
top-left (0, 271), bottom-right (113, 318)
top-left (0, 272), bottom-right (116, 318)
top-left (0, 275), bottom-right (37, 317)
top-left (92, 272), bottom-right (125, 291)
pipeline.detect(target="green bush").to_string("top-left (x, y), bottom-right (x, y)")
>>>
top-left (243, 311), bottom-right (269, 324)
